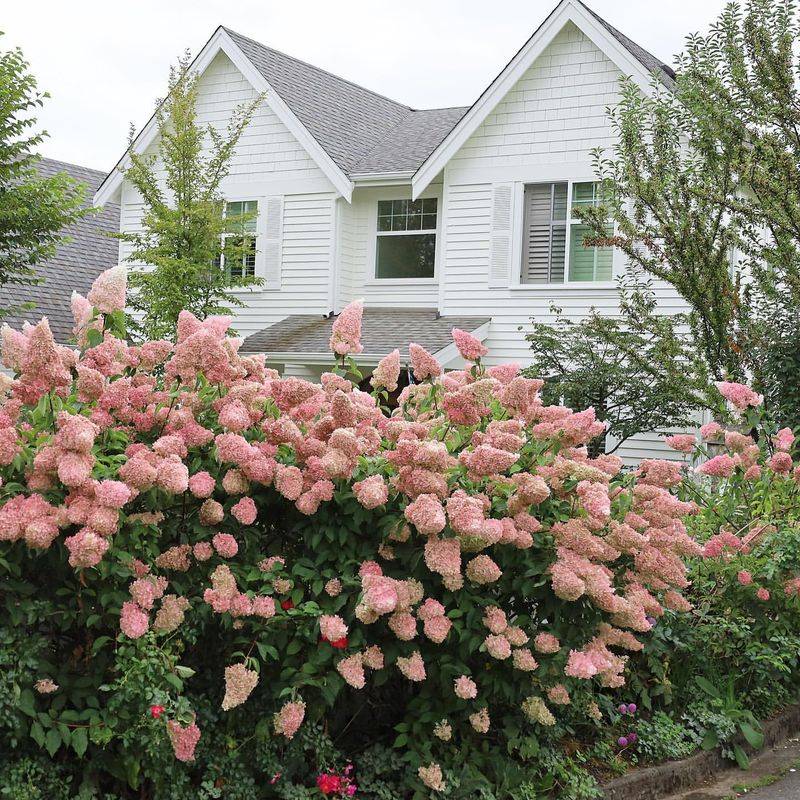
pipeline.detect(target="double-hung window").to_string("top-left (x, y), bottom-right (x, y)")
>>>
top-left (520, 181), bottom-right (612, 284)
top-left (375, 198), bottom-right (437, 279)
top-left (219, 200), bottom-right (258, 279)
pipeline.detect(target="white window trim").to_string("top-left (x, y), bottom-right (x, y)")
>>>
top-left (510, 178), bottom-right (622, 290)
top-left (366, 193), bottom-right (441, 285)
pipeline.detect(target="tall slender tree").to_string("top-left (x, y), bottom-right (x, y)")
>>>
top-left (0, 32), bottom-right (88, 313)
top-left (119, 51), bottom-right (264, 340)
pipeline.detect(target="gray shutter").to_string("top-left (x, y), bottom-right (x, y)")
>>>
top-left (488, 183), bottom-right (513, 288)
top-left (263, 195), bottom-right (284, 289)
top-left (522, 183), bottom-right (566, 283)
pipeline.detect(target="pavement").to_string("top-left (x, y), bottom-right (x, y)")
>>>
top-left (662, 735), bottom-right (800, 800)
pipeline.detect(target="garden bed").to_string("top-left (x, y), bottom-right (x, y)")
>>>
top-left (602, 702), bottom-right (800, 800)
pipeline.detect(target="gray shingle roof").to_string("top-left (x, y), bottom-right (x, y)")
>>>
top-left (351, 107), bottom-right (469, 175)
top-left (222, 2), bottom-right (674, 178)
top-left (578, 1), bottom-right (676, 88)
top-left (0, 158), bottom-right (120, 344)
top-left (241, 308), bottom-right (491, 359)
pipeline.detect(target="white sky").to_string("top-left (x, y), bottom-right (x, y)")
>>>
top-left (3, 0), bottom-right (728, 172)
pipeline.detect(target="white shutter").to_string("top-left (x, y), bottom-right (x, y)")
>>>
top-left (488, 183), bottom-right (514, 288)
top-left (261, 195), bottom-right (284, 289)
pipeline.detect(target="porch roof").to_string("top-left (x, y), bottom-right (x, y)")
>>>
top-left (240, 308), bottom-right (491, 362)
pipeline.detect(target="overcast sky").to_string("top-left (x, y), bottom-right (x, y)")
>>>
top-left (4, 0), bottom-right (728, 172)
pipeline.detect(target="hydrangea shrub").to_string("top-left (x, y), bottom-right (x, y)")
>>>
top-left (0, 268), bottom-right (703, 797)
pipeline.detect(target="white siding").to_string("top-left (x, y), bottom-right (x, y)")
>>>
top-left (116, 51), bottom-right (337, 336)
top-left (440, 23), bottom-right (690, 464)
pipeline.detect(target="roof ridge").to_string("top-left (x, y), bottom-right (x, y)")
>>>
top-left (221, 26), bottom-right (413, 112)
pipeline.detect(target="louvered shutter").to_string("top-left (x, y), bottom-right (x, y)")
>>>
top-left (261, 195), bottom-right (284, 289)
top-left (488, 184), bottom-right (514, 288)
top-left (521, 183), bottom-right (568, 283)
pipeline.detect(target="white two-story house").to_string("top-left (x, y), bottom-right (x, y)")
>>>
top-left (95, 0), bottom-right (689, 462)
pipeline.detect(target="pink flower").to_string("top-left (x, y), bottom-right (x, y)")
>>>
top-left (212, 533), bottom-right (238, 558)
top-left (484, 634), bottom-right (512, 660)
top-left (423, 615), bottom-right (451, 643)
top-left (768, 452), bottom-right (793, 474)
top-left (274, 699), bottom-right (306, 739)
top-left (329, 300), bottom-right (363, 356)
top-left (87, 266), bottom-right (127, 314)
top-left (320, 614), bottom-right (349, 642)
top-left (418, 764), bottom-right (445, 792)
top-left (696, 454), bottom-right (736, 478)
top-left (337, 654), bottom-right (366, 688)
top-left (397, 651), bottom-right (426, 681)
top-left (193, 542), bottom-right (213, 561)
top-left (716, 381), bottom-right (763, 411)
top-left (774, 427), bottom-right (795, 452)
top-left (470, 707), bottom-right (490, 733)
top-left (353, 475), bottom-right (388, 509)
top-left (188, 471), bottom-right (215, 498)
top-left (513, 649), bottom-right (539, 672)
top-left (466, 555), bottom-right (502, 585)
top-left (700, 421), bottom-right (723, 440)
top-left (756, 587), bottom-right (770, 601)
top-left (408, 343), bottom-right (442, 381)
top-left (404, 494), bottom-right (446, 535)
top-left (231, 497), bottom-right (257, 525)
top-left (454, 675), bottom-right (477, 700)
top-left (665, 434), bottom-right (695, 453)
top-left (534, 632), bottom-right (560, 654)
top-left (221, 663), bottom-right (259, 710)
top-left (120, 600), bottom-right (149, 639)
top-left (452, 328), bottom-right (488, 362)
top-left (371, 349), bottom-right (401, 392)
top-left (167, 719), bottom-right (201, 762)
top-left (64, 528), bottom-right (109, 569)
top-left (737, 570), bottom-right (753, 586)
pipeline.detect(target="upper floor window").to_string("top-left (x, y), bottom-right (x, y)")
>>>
top-left (520, 182), bottom-right (612, 284)
top-left (220, 200), bottom-right (258, 279)
top-left (375, 198), bottom-right (437, 279)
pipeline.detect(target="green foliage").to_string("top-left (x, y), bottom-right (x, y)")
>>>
top-left (119, 51), bottom-right (264, 340)
top-left (0, 33), bottom-right (88, 307)
top-left (633, 713), bottom-right (695, 764)
top-left (579, 0), bottom-right (800, 390)
top-left (524, 272), bottom-right (708, 454)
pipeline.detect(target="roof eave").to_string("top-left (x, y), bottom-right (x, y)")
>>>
top-left (350, 170), bottom-right (415, 187)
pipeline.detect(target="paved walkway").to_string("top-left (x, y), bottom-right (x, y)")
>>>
top-left (661, 736), bottom-right (800, 800)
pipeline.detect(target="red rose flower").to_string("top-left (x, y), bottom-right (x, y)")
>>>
top-left (149, 704), bottom-right (165, 719)
top-left (329, 637), bottom-right (348, 649)
top-left (317, 773), bottom-right (342, 795)
top-left (281, 599), bottom-right (294, 610)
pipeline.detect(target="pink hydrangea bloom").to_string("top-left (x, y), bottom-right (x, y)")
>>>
top-left (696, 454), bottom-right (736, 478)
top-left (715, 381), bottom-right (763, 411)
top-left (665, 434), bottom-right (695, 453)
top-left (466, 555), bottom-right (502, 585)
top-left (756, 587), bottom-right (770, 601)
top-left (87, 266), bottom-right (126, 314)
top-left (484, 634), bottom-right (512, 660)
top-left (320, 614), bottom-right (349, 642)
top-left (768, 452), bottom-right (793, 474)
top-left (737, 570), bottom-right (753, 586)
top-left (337, 654), bottom-right (366, 688)
top-left (774, 427), bottom-right (795, 452)
top-left (353, 475), bottom-right (389, 509)
top-left (454, 675), bottom-right (477, 700)
top-left (470, 707), bottom-right (490, 733)
top-left (452, 328), bottom-right (488, 362)
top-left (212, 533), bottom-right (239, 558)
top-left (329, 300), bottom-right (363, 356)
top-left (193, 542), bottom-right (213, 561)
top-left (231, 497), bottom-right (257, 525)
top-left (120, 600), bottom-right (149, 639)
top-left (370, 349), bottom-right (401, 392)
top-left (167, 719), bottom-right (201, 762)
top-left (397, 651), bottom-right (426, 681)
top-left (418, 764), bottom-right (445, 792)
top-left (408, 343), bottom-right (442, 381)
top-left (188, 471), bottom-right (215, 498)
top-left (221, 664), bottom-right (259, 711)
top-left (534, 632), bottom-right (561, 654)
top-left (274, 699), bottom-right (306, 739)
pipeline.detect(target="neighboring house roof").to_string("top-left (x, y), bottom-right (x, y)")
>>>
top-left (240, 308), bottom-right (491, 362)
top-left (96, 0), bottom-right (673, 204)
top-left (0, 157), bottom-right (120, 344)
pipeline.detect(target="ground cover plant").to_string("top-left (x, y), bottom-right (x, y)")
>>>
top-left (0, 268), bottom-right (713, 798)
